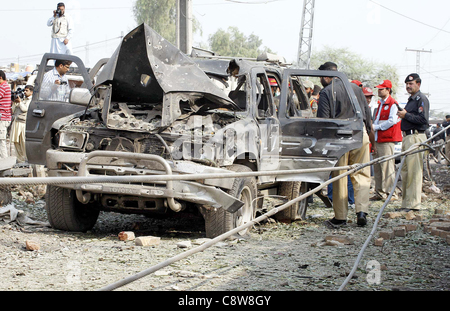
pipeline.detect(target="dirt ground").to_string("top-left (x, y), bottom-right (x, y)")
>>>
top-left (0, 161), bottom-right (449, 292)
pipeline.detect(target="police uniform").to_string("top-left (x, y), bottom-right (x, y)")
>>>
top-left (401, 74), bottom-right (430, 210)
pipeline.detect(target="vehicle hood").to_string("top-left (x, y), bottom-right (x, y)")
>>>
top-left (96, 23), bottom-right (238, 111)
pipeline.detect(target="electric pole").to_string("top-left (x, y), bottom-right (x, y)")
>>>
top-left (297, 0), bottom-right (315, 69)
top-left (405, 48), bottom-right (432, 75)
top-left (176, 0), bottom-right (193, 55)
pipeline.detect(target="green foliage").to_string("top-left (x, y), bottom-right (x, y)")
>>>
top-left (133, 0), bottom-right (202, 45)
top-left (133, 0), bottom-right (177, 43)
top-left (208, 26), bottom-right (273, 58)
top-left (311, 46), bottom-right (400, 97)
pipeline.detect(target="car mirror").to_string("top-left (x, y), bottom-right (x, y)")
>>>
top-left (69, 88), bottom-right (92, 106)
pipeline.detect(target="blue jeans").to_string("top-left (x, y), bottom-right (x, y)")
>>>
top-left (328, 175), bottom-right (355, 204)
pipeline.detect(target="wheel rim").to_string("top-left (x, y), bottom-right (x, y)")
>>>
top-left (235, 185), bottom-right (254, 235)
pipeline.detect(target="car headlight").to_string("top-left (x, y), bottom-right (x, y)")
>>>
top-left (59, 131), bottom-right (88, 150)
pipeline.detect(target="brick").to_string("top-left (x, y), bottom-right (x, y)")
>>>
top-left (25, 240), bottom-right (40, 251)
top-left (404, 211), bottom-right (416, 220)
top-left (135, 236), bottom-right (161, 247)
top-left (379, 231), bottom-right (394, 240)
top-left (415, 214), bottom-right (424, 221)
top-left (447, 235), bottom-right (450, 245)
top-left (118, 231), bottom-right (135, 241)
top-left (385, 212), bottom-right (403, 219)
top-left (434, 222), bottom-right (450, 232)
top-left (399, 224), bottom-right (418, 232)
top-left (393, 227), bottom-right (406, 237)
top-left (374, 238), bottom-right (384, 246)
top-left (435, 208), bottom-right (444, 215)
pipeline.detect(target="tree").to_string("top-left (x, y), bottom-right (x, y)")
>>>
top-left (310, 46), bottom-right (400, 97)
top-left (208, 27), bottom-right (274, 58)
top-left (133, 0), bottom-right (202, 46)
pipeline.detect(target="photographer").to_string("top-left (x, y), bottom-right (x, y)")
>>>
top-left (40, 60), bottom-right (72, 102)
top-left (47, 2), bottom-right (73, 55)
top-left (11, 86), bottom-right (33, 164)
top-left (0, 70), bottom-right (12, 159)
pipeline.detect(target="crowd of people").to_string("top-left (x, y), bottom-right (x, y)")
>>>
top-left (315, 61), bottom-right (439, 229)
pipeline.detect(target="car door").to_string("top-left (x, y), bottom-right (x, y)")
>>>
top-left (26, 53), bottom-right (94, 165)
top-left (251, 68), bottom-right (281, 183)
top-left (277, 69), bottom-right (363, 184)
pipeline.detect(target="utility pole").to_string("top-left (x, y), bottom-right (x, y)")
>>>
top-left (297, 0), bottom-right (315, 69)
top-left (405, 48), bottom-right (432, 75)
top-left (176, 0), bottom-right (193, 55)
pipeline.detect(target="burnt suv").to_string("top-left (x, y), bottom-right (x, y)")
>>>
top-left (26, 24), bottom-right (363, 237)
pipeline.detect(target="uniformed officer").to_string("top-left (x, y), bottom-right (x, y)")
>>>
top-left (397, 73), bottom-right (430, 211)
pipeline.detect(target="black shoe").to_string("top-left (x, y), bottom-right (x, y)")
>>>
top-left (356, 212), bottom-right (367, 227)
top-left (324, 218), bottom-right (347, 229)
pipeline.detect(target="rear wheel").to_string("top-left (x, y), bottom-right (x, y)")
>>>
top-left (45, 186), bottom-right (100, 232)
top-left (204, 165), bottom-right (257, 238)
top-left (275, 181), bottom-right (308, 221)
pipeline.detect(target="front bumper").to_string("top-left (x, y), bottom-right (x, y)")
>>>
top-left (46, 149), bottom-right (243, 213)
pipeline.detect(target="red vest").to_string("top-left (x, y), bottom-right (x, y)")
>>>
top-left (375, 96), bottom-right (403, 143)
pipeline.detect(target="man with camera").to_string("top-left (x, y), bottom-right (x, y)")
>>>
top-left (11, 86), bottom-right (33, 164)
top-left (0, 70), bottom-right (12, 159)
top-left (47, 2), bottom-right (73, 55)
top-left (40, 60), bottom-right (72, 102)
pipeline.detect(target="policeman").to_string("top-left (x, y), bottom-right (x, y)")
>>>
top-left (397, 73), bottom-right (430, 211)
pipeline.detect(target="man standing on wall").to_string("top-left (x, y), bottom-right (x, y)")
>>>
top-left (47, 3), bottom-right (74, 55)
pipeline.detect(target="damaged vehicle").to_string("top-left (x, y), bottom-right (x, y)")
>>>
top-left (26, 24), bottom-right (363, 237)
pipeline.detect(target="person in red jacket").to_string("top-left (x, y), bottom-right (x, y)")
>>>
top-left (0, 70), bottom-right (12, 159)
top-left (371, 80), bottom-right (402, 201)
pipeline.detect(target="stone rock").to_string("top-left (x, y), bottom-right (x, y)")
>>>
top-left (135, 236), bottom-right (161, 247)
top-left (177, 241), bottom-right (192, 248)
top-left (374, 238), bottom-right (384, 246)
top-left (25, 240), bottom-right (40, 251)
top-left (324, 235), bottom-right (354, 245)
top-left (118, 231), bottom-right (135, 241)
top-left (393, 226), bottom-right (406, 237)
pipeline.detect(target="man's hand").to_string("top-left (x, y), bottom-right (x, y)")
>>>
top-left (55, 80), bottom-right (61, 85)
top-left (64, 39), bottom-right (69, 45)
top-left (397, 109), bottom-right (407, 119)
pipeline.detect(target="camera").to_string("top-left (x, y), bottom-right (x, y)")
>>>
top-left (11, 88), bottom-right (25, 101)
top-left (56, 8), bottom-right (62, 17)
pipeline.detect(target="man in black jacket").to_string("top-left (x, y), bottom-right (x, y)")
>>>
top-left (318, 62), bottom-right (372, 228)
top-left (397, 73), bottom-right (430, 210)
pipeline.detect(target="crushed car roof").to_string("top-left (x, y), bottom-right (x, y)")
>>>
top-left (96, 23), bottom-right (239, 111)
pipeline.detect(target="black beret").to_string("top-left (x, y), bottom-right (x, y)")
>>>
top-left (405, 73), bottom-right (421, 83)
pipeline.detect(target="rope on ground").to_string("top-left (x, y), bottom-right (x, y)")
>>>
top-left (337, 125), bottom-right (450, 291)
top-left (98, 126), bottom-right (450, 291)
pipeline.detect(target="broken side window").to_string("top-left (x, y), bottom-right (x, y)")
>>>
top-left (38, 60), bottom-right (88, 103)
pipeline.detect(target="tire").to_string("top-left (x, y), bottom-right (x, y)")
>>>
top-left (45, 185), bottom-right (100, 232)
top-left (275, 181), bottom-right (308, 221)
top-left (204, 165), bottom-right (257, 238)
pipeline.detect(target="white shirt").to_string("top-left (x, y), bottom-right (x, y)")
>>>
top-left (40, 68), bottom-right (71, 102)
top-left (47, 14), bottom-right (74, 55)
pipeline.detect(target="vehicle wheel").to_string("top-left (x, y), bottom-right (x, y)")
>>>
top-left (275, 181), bottom-right (308, 221)
top-left (204, 165), bottom-right (257, 238)
top-left (45, 185), bottom-right (100, 232)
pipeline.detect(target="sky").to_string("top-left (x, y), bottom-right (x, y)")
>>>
top-left (2, 0), bottom-right (450, 113)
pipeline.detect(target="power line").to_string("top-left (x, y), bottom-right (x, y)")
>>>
top-left (369, 0), bottom-right (450, 34)
top-left (0, 36), bottom-right (122, 63)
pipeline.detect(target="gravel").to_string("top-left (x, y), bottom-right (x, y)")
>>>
top-left (0, 163), bottom-right (449, 292)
